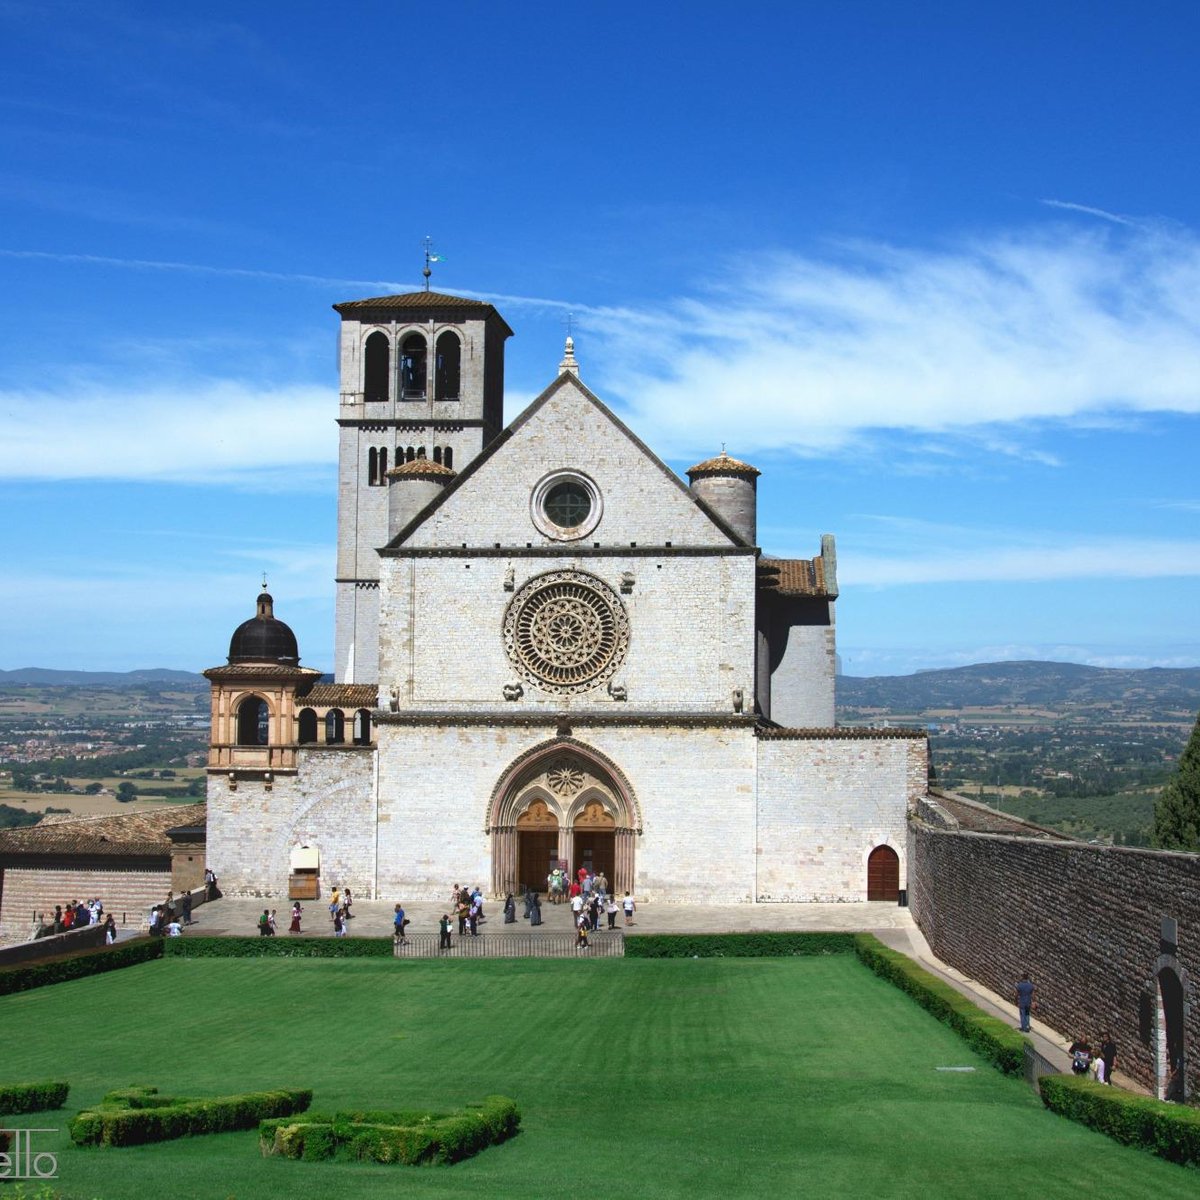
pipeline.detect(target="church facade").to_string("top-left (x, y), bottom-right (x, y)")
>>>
top-left (204, 291), bottom-right (927, 903)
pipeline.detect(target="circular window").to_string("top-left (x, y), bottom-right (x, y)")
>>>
top-left (530, 471), bottom-right (603, 541)
top-left (503, 570), bottom-right (629, 694)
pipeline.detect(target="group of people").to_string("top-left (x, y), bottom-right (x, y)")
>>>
top-left (148, 889), bottom-right (193, 938)
top-left (50, 897), bottom-right (103, 933)
top-left (1018, 973), bottom-right (1118, 1084)
top-left (328, 885), bottom-right (354, 936)
top-left (1069, 1033), bottom-right (1118, 1084)
top-left (448, 884), bottom-right (486, 938)
top-left (257, 901), bottom-right (307, 935)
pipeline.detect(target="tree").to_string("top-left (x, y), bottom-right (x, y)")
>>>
top-left (1153, 712), bottom-right (1200, 852)
top-left (116, 781), bottom-right (138, 803)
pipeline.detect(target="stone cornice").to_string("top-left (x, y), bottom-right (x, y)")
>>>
top-left (756, 725), bottom-right (928, 740)
top-left (375, 710), bottom-right (757, 729)
top-left (380, 544), bottom-right (758, 560)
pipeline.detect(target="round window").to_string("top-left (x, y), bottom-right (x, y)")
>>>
top-left (543, 481), bottom-right (591, 529)
top-left (530, 471), bottom-right (603, 541)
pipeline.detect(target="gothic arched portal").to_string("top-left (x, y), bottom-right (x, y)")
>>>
top-left (488, 740), bottom-right (640, 897)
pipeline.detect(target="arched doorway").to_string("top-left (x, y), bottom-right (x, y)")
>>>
top-left (866, 845), bottom-right (899, 902)
top-left (516, 798), bottom-right (560, 894)
top-left (572, 798), bottom-right (616, 883)
top-left (488, 742), bottom-right (640, 897)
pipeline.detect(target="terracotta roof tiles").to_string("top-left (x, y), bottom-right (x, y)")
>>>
top-left (0, 803), bottom-right (206, 859)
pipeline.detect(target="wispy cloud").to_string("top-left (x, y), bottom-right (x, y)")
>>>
top-left (1039, 198), bottom-right (1136, 227)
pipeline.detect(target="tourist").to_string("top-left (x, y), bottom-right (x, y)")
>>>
top-left (393, 903), bottom-right (408, 944)
top-left (438, 913), bottom-right (452, 950)
top-left (62, 903), bottom-right (75, 931)
top-left (52, 904), bottom-right (64, 934)
top-left (523, 886), bottom-right (534, 919)
top-left (1098, 1032), bottom-right (1117, 1085)
top-left (1015, 973), bottom-right (1035, 1032)
top-left (596, 872), bottom-right (609, 898)
top-left (268, 908), bottom-right (278, 935)
top-left (148, 906), bottom-right (161, 936)
top-left (103, 914), bottom-right (117, 945)
top-left (503, 893), bottom-right (516, 924)
top-left (166, 917), bottom-right (182, 937)
top-left (204, 867), bottom-right (219, 901)
top-left (571, 891), bottom-right (584, 921)
top-left (472, 885), bottom-right (485, 920)
top-left (343, 888), bottom-right (354, 919)
top-left (289, 902), bottom-right (303, 934)
top-left (456, 897), bottom-right (469, 937)
top-left (606, 895), bottom-right (618, 930)
top-left (623, 892), bottom-right (636, 926)
top-left (333, 907), bottom-right (346, 937)
top-left (181, 891), bottom-right (193, 925)
top-left (468, 897), bottom-right (480, 936)
top-left (165, 891), bottom-right (176, 924)
top-left (576, 914), bottom-right (590, 949)
top-left (329, 885), bottom-right (341, 917)
top-left (257, 909), bottom-right (271, 936)
top-left (1069, 1037), bottom-right (1093, 1075)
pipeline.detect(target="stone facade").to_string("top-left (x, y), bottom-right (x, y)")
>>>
top-left (0, 865), bottom-right (171, 942)
top-left (910, 819), bottom-right (1199, 1101)
top-left (205, 290), bottom-right (927, 906)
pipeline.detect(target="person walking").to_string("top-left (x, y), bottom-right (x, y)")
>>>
top-left (289, 902), bottom-right (303, 934)
top-left (1098, 1031), bottom-right (1117, 1084)
top-left (103, 914), bottom-right (117, 945)
top-left (257, 909), bottom-right (271, 937)
top-left (606, 895), bottom-right (618, 930)
top-left (393, 903), bottom-right (409, 944)
top-left (181, 890), bottom-right (193, 926)
top-left (1015, 973), bottom-right (1035, 1032)
top-left (438, 913), bottom-right (452, 950)
top-left (623, 892), bottom-right (636, 927)
top-left (504, 893), bottom-right (516, 924)
top-left (333, 908), bottom-right (346, 938)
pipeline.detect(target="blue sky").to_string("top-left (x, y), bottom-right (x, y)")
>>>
top-left (1, 1), bottom-right (1198, 676)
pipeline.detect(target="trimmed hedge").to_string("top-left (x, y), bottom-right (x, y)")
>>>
top-left (0, 1080), bottom-right (70, 1116)
top-left (0, 938), bottom-right (163, 997)
top-left (624, 932), bottom-right (857, 958)
top-left (163, 936), bottom-right (394, 959)
top-left (852, 934), bottom-right (1028, 1075)
top-left (70, 1084), bottom-right (312, 1147)
top-left (260, 1096), bottom-right (520, 1165)
top-left (1040, 1074), bottom-right (1200, 1168)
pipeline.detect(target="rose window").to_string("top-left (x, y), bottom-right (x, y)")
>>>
top-left (503, 570), bottom-right (630, 694)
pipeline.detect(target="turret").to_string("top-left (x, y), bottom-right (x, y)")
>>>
top-left (686, 452), bottom-right (761, 546)
top-left (387, 457), bottom-right (456, 541)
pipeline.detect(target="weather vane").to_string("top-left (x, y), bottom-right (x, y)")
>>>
top-left (422, 236), bottom-right (444, 291)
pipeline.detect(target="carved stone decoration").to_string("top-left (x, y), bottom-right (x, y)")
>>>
top-left (620, 571), bottom-right (635, 594)
top-left (607, 680), bottom-right (627, 701)
top-left (389, 686), bottom-right (399, 713)
top-left (515, 798), bottom-right (559, 828)
top-left (574, 799), bottom-right (616, 829)
top-left (503, 681), bottom-right (524, 701)
top-left (503, 566), bottom-right (515, 592)
top-left (732, 687), bottom-right (744, 713)
top-left (502, 569), bottom-right (630, 695)
top-left (546, 759), bottom-right (585, 797)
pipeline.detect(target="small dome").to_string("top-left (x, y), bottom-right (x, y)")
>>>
top-left (686, 451), bottom-right (761, 479)
top-left (385, 459), bottom-right (457, 481)
top-left (227, 591), bottom-right (299, 666)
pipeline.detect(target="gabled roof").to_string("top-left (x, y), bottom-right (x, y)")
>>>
top-left (332, 291), bottom-right (514, 335)
top-left (384, 371), bottom-right (753, 550)
top-left (0, 804), bottom-right (207, 860)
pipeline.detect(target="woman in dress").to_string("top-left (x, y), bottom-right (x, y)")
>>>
top-left (289, 902), bottom-right (303, 934)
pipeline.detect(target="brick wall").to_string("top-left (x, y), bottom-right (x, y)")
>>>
top-left (0, 864), bottom-right (171, 943)
top-left (910, 821), bottom-right (1199, 1098)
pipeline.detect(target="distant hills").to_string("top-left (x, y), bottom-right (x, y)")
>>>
top-left (838, 661), bottom-right (1200, 713)
top-left (0, 668), bottom-right (206, 688)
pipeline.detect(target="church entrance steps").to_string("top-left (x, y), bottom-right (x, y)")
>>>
top-left (393, 933), bottom-right (624, 959)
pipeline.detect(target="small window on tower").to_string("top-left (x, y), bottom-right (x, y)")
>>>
top-left (400, 333), bottom-right (427, 399)
top-left (364, 331), bottom-right (390, 402)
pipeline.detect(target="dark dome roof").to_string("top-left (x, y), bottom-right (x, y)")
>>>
top-left (227, 592), bottom-right (300, 666)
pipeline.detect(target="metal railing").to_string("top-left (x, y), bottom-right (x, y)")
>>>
top-left (1023, 1043), bottom-right (1060, 1092)
top-left (393, 933), bottom-right (625, 959)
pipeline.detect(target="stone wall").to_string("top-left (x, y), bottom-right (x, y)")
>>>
top-left (207, 747), bottom-right (376, 899)
top-left (0, 864), bottom-right (171, 943)
top-left (910, 820), bottom-right (1199, 1098)
top-left (756, 731), bottom-right (925, 901)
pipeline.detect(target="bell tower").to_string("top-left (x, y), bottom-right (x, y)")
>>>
top-left (331, 291), bottom-right (512, 682)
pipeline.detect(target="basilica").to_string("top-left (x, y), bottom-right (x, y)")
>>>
top-left (204, 290), bottom-right (927, 903)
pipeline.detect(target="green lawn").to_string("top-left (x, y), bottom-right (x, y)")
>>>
top-left (0, 955), bottom-right (1191, 1199)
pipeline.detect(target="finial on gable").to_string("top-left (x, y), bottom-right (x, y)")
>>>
top-left (558, 333), bottom-right (579, 376)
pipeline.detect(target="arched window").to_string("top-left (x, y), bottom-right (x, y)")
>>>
top-left (364, 331), bottom-right (390, 402)
top-left (353, 709), bottom-right (372, 745)
top-left (416, 446), bottom-right (426, 459)
top-left (443, 446), bottom-right (453, 469)
top-left (325, 709), bottom-right (345, 745)
top-left (435, 331), bottom-right (461, 400)
top-left (297, 709), bottom-right (318, 744)
top-left (400, 334), bottom-right (427, 399)
top-left (368, 447), bottom-right (391, 486)
top-left (405, 446), bottom-right (415, 463)
top-left (236, 696), bottom-right (270, 746)
top-left (433, 446), bottom-right (442, 465)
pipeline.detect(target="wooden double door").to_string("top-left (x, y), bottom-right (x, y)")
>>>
top-left (866, 845), bottom-right (900, 901)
